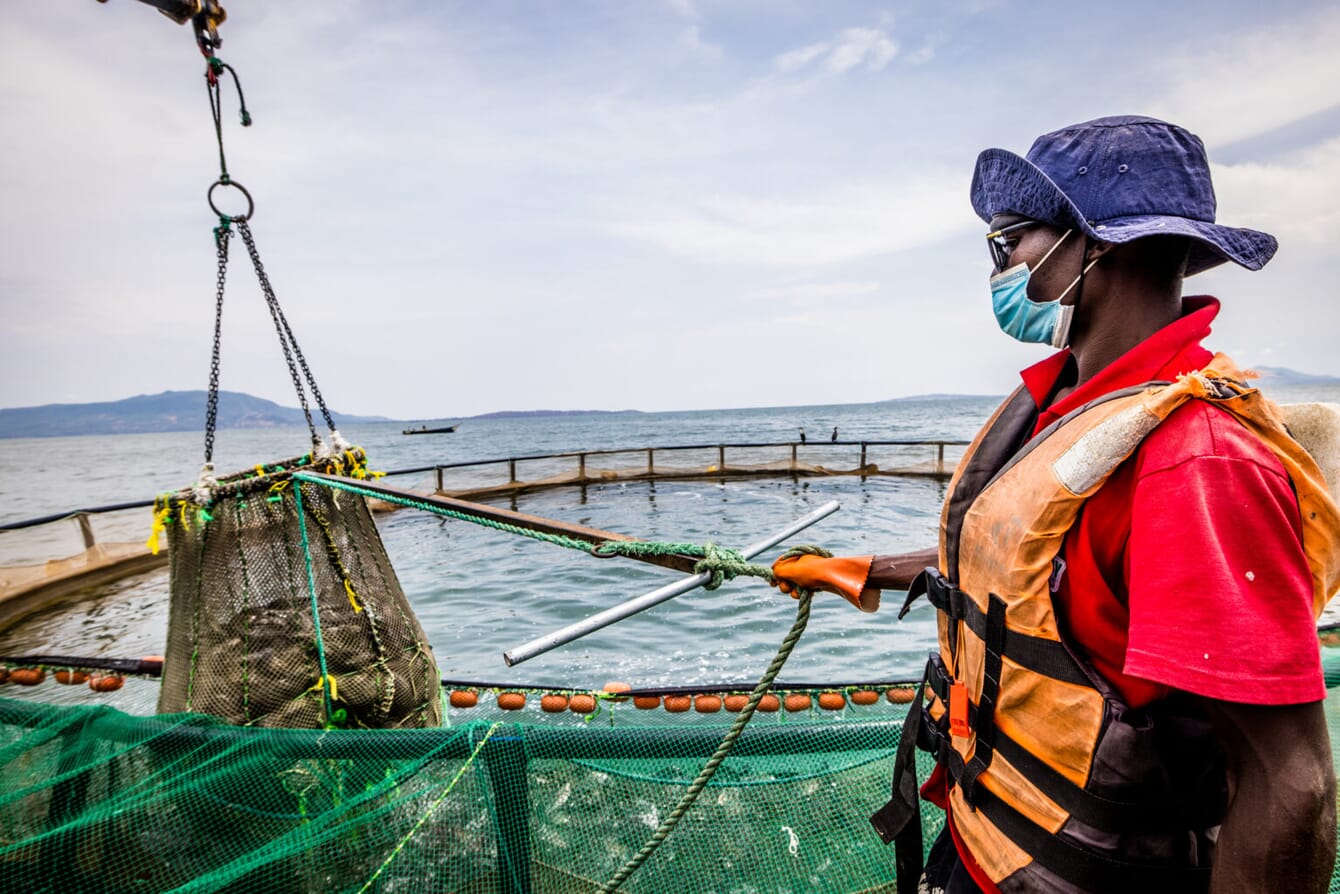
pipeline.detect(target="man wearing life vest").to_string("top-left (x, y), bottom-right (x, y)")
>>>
top-left (772, 116), bottom-right (1340, 893)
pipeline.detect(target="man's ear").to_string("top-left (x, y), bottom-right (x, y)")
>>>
top-left (1086, 240), bottom-right (1116, 263)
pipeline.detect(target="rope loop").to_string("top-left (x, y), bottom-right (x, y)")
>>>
top-left (693, 542), bottom-right (754, 591)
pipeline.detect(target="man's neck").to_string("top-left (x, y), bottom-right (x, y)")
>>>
top-left (1067, 283), bottom-right (1184, 394)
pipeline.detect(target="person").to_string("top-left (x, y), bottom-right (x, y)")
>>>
top-left (771, 116), bottom-right (1340, 893)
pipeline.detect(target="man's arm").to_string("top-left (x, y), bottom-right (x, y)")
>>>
top-left (770, 547), bottom-right (939, 611)
top-left (867, 548), bottom-right (940, 591)
top-left (1203, 698), bottom-right (1336, 893)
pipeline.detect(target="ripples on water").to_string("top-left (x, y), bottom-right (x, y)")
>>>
top-left (3, 385), bottom-right (1337, 714)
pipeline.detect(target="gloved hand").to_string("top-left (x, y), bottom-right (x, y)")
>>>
top-left (770, 554), bottom-right (880, 612)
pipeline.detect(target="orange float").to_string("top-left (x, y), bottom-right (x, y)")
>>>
top-left (88, 675), bottom-right (124, 692)
top-left (569, 694), bottom-right (597, 714)
top-left (817, 691), bottom-right (846, 711)
top-left (55, 670), bottom-right (90, 685)
top-left (9, 668), bottom-right (45, 686)
top-left (449, 690), bottom-right (478, 708)
top-left (497, 692), bottom-right (526, 711)
top-left (850, 689), bottom-right (880, 706)
top-left (724, 694), bottom-right (749, 712)
top-left (756, 694), bottom-right (781, 712)
top-left (633, 695), bottom-right (660, 709)
top-left (540, 694), bottom-right (569, 713)
top-left (602, 682), bottom-right (631, 702)
top-left (664, 695), bottom-right (691, 713)
top-left (694, 694), bottom-right (722, 713)
top-left (886, 687), bottom-right (915, 704)
top-left (784, 693), bottom-right (812, 712)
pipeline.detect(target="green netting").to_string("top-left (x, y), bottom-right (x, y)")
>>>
top-left (0, 688), bottom-right (940, 893)
top-left (5, 667), bottom-right (1340, 892)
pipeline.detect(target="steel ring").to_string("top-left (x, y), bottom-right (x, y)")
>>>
top-left (207, 179), bottom-right (254, 221)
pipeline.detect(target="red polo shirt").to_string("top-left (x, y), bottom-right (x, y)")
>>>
top-left (1022, 295), bottom-right (1320, 708)
top-left (930, 296), bottom-right (1321, 892)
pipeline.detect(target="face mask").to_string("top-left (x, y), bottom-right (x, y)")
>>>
top-left (989, 230), bottom-right (1096, 348)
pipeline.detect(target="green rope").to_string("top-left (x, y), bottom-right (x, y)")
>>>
top-left (293, 471), bottom-right (834, 889)
top-left (295, 472), bottom-right (601, 552)
top-left (594, 540), bottom-right (773, 590)
top-left (292, 472), bottom-right (772, 587)
top-left (599, 556), bottom-right (823, 892)
top-left (293, 483), bottom-right (337, 726)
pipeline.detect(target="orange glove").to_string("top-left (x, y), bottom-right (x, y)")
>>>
top-left (770, 554), bottom-right (880, 612)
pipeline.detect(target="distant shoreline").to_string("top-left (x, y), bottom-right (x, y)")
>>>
top-left (3, 369), bottom-right (1337, 439)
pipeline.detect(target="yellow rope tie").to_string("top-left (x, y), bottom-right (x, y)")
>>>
top-left (355, 722), bottom-right (504, 894)
top-left (344, 579), bottom-right (363, 613)
top-left (307, 673), bottom-right (339, 702)
top-left (146, 502), bottom-right (172, 555)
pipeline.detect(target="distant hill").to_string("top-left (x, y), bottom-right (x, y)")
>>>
top-left (1252, 366), bottom-right (1340, 386)
top-left (0, 391), bottom-right (390, 439)
top-left (468, 408), bottom-right (645, 420)
top-left (876, 393), bottom-right (1001, 404)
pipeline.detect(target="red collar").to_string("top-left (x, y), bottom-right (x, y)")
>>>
top-left (1021, 296), bottom-right (1220, 434)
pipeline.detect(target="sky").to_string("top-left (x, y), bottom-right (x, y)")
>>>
top-left (2, 1), bottom-right (1338, 419)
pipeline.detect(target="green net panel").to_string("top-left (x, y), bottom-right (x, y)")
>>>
top-left (156, 451), bottom-right (441, 729)
top-left (0, 687), bottom-right (939, 893)
top-left (4, 668), bottom-right (1340, 892)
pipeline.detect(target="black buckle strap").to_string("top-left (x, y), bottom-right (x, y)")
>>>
top-left (923, 652), bottom-right (1187, 834)
top-left (957, 594), bottom-right (1005, 807)
top-left (869, 660), bottom-right (930, 894)
top-left (969, 782), bottom-right (1210, 892)
top-left (903, 569), bottom-right (1090, 688)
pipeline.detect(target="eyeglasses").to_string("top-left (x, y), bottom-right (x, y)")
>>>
top-left (986, 220), bottom-right (1039, 272)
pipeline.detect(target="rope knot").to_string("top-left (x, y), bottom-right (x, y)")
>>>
top-left (693, 542), bottom-right (752, 590)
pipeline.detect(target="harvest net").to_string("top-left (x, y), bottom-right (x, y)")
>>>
top-left (4, 660), bottom-right (1340, 893)
top-left (155, 450), bottom-right (441, 730)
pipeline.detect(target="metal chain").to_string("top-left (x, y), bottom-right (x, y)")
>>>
top-left (235, 219), bottom-right (320, 449)
top-left (235, 220), bottom-right (337, 434)
top-left (203, 222), bottom-right (231, 464)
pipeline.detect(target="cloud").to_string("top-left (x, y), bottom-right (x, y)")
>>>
top-left (1209, 136), bottom-right (1340, 250)
top-left (773, 26), bottom-right (898, 77)
top-left (1144, 5), bottom-right (1340, 148)
top-left (611, 169), bottom-right (970, 267)
top-left (904, 33), bottom-right (945, 66)
top-left (679, 25), bottom-right (723, 59)
top-left (664, 0), bottom-right (700, 20)
top-left (745, 281), bottom-right (882, 303)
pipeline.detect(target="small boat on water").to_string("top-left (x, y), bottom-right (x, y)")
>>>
top-left (402, 423), bottom-right (456, 435)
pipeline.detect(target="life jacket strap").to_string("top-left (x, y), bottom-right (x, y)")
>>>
top-left (956, 594), bottom-right (1006, 808)
top-left (965, 781), bottom-right (1211, 892)
top-left (922, 656), bottom-right (1194, 834)
top-left (907, 568), bottom-right (1091, 686)
top-left (869, 660), bottom-right (931, 894)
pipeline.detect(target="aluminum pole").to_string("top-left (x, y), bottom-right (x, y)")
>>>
top-left (504, 500), bottom-right (840, 666)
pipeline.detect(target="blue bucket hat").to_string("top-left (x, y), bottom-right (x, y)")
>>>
top-left (970, 115), bottom-right (1277, 276)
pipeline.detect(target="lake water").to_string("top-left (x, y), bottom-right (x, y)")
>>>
top-left (3, 383), bottom-right (1338, 714)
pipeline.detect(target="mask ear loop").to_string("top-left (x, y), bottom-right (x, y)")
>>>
top-left (1056, 238), bottom-right (1101, 302)
top-left (1048, 237), bottom-right (1101, 348)
top-left (1030, 228), bottom-right (1073, 273)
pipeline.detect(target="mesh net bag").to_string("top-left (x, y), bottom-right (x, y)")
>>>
top-left (155, 448), bottom-right (442, 728)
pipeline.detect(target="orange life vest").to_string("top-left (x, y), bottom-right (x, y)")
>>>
top-left (871, 356), bottom-right (1340, 893)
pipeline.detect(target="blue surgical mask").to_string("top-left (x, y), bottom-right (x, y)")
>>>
top-left (989, 230), bottom-right (1095, 348)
